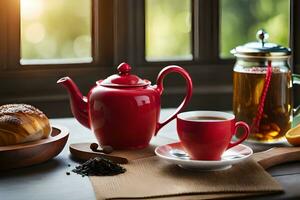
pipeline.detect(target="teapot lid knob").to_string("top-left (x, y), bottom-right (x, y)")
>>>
top-left (256, 29), bottom-right (269, 47)
top-left (99, 62), bottom-right (150, 87)
top-left (117, 62), bottom-right (131, 75)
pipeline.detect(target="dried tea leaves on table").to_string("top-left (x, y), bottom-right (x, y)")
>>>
top-left (72, 157), bottom-right (126, 177)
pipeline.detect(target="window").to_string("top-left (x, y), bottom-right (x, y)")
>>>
top-left (145, 0), bottom-right (192, 61)
top-left (0, 0), bottom-right (298, 117)
top-left (135, 0), bottom-right (296, 111)
top-left (0, 0), bottom-right (113, 117)
top-left (220, 0), bottom-right (290, 58)
top-left (20, 0), bottom-right (92, 64)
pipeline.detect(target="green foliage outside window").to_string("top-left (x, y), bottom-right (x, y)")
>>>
top-left (145, 0), bottom-right (192, 61)
top-left (20, 0), bottom-right (289, 61)
top-left (21, 0), bottom-right (91, 60)
top-left (221, 0), bottom-right (289, 58)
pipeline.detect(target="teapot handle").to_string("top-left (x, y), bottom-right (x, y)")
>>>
top-left (154, 66), bottom-right (193, 135)
top-left (293, 74), bottom-right (300, 116)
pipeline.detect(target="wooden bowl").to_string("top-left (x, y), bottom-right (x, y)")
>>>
top-left (0, 125), bottom-right (69, 170)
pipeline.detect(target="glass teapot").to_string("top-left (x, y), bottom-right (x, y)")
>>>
top-left (231, 29), bottom-right (300, 143)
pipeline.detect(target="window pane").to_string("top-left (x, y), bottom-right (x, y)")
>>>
top-left (220, 0), bottom-right (289, 58)
top-left (20, 0), bottom-right (92, 64)
top-left (145, 0), bottom-right (192, 61)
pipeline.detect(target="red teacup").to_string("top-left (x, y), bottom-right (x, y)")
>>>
top-left (177, 111), bottom-right (249, 160)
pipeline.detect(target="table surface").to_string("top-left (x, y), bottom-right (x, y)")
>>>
top-left (0, 109), bottom-right (300, 200)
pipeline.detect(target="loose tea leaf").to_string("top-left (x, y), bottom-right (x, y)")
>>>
top-left (72, 157), bottom-right (126, 177)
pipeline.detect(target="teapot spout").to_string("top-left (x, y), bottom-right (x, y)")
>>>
top-left (57, 77), bottom-right (90, 129)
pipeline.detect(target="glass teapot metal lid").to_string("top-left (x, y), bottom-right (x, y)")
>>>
top-left (231, 29), bottom-right (291, 59)
top-left (99, 62), bottom-right (150, 87)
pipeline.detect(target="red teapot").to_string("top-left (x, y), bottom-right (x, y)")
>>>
top-left (57, 63), bottom-right (193, 149)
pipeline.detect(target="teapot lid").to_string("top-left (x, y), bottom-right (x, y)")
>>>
top-left (99, 63), bottom-right (150, 87)
top-left (231, 29), bottom-right (291, 59)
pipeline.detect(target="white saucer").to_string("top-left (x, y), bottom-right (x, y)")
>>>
top-left (155, 142), bottom-right (253, 171)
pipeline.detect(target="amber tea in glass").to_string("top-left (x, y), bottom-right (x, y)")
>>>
top-left (231, 30), bottom-right (293, 143)
top-left (233, 66), bottom-right (292, 143)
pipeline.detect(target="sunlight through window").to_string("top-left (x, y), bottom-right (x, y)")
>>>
top-left (20, 0), bottom-right (92, 64)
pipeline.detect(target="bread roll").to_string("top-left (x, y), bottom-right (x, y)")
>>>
top-left (0, 104), bottom-right (51, 146)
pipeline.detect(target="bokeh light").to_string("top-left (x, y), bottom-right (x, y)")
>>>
top-left (73, 35), bottom-right (91, 57)
top-left (25, 23), bottom-right (45, 44)
top-left (21, 0), bottom-right (92, 62)
top-left (20, 0), bottom-right (44, 20)
top-left (20, 0), bottom-right (289, 62)
top-left (145, 0), bottom-right (192, 61)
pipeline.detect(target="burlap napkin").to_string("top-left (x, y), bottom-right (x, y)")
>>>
top-left (90, 156), bottom-right (283, 199)
top-left (106, 136), bottom-right (173, 161)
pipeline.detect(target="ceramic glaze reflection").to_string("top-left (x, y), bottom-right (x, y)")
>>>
top-left (135, 95), bottom-right (151, 106)
top-left (91, 100), bottom-right (105, 131)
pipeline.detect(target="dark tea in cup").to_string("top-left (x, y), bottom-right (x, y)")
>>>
top-left (186, 116), bottom-right (227, 121)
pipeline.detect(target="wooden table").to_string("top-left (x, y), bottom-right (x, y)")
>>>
top-left (0, 109), bottom-right (299, 200)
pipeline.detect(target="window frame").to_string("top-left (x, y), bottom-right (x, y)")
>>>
top-left (0, 0), bottom-right (298, 117)
top-left (130, 0), bottom-right (297, 112)
top-left (0, 0), bottom-right (115, 117)
top-left (132, 0), bottom-right (234, 111)
top-left (291, 0), bottom-right (300, 104)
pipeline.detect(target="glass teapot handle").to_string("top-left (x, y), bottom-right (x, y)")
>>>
top-left (293, 74), bottom-right (300, 116)
top-left (154, 66), bottom-right (193, 135)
